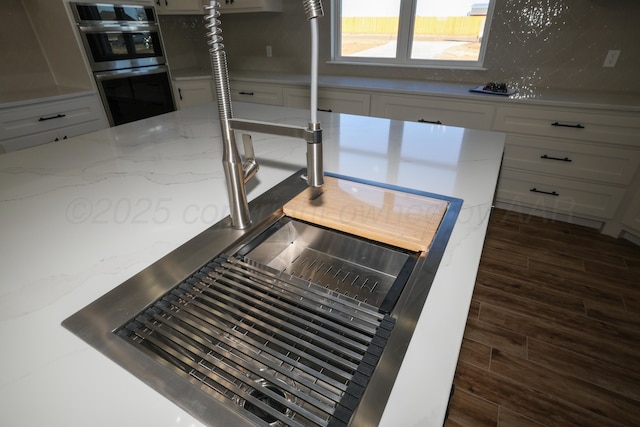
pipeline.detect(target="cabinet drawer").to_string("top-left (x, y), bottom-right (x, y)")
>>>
top-left (1, 129), bottom-right (60, 152)
top-left (496, 169), bottom-right (625, 219)
top-left (0, 94), bottom-right (103, 141)
top-left (371, 94), bottom-right (495, 130)
top-left (1, 118), bottom-right (106, 152)
top-left (503, 134), bottom-right (640, 185)
top-left (218, 0), bottom-right (282, 13)
top-left (173, 79), bottom-right (214, 110)
top-left (283, 87), bottom-right (371, 116)
top-left (494, 105), bottom-right (640, 146)
top-left (230, 82), bottom-right (283, 106)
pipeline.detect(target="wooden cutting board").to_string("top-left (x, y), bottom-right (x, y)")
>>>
top-left (283, 176), bottom-right (449, 252)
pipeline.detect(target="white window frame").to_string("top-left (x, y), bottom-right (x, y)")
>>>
top-left (330, 0), bottom-right (496, 69)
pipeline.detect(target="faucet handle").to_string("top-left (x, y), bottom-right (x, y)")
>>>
top-left (242, 133), bottom-right (255, 161)
top-left (241, 133), bottom-right (259, 183)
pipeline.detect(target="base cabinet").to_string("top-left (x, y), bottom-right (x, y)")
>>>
top-left (620, 174), bottom-right (640, 236)
top-left (0, 93), bottom-right (107, 152)
top-left (230, 82), bottom-right (283, 105)
top-left (283, 87), bottom-right (370, 116)
top-left (496, 169), bottom-right (626, 220)
top-left (493, 103), bottom-right (640, 233)
top-left (370, 93), bottom-right (495, 130)
top-left (173, 79), bottom-right (214, 109)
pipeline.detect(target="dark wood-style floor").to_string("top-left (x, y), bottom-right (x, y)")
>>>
top-left (445, 208), bottom-right (640, 427)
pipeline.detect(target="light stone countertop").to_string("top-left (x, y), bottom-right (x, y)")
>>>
top-left (0, 101), bottom-right (504, 426)
top-left (0, 87), bottom-right (96, 108)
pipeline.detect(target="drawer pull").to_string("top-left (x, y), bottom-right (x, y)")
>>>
top-left (238, 91), bottom-right (254, 96)
top-left (178, 88), bottom-right (183, 101)
top-left (540, 154), bottom-right (572, 162)
top-left (418, 119), bottom-right (442, 125)
top-left (551, 121), bottom-right (585, 129)
top-left (530, 188), bottom-right (559, 196)
top-left (317, 108), bottom-right (332, 112)
top-left (39, 113), bottom-right (66, 122)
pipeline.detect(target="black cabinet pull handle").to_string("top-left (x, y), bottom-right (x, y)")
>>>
top-left (156, 0), bottom-right (160, 5)
top-left (39, 113), bottom-right (66, 122)
top-left (238, 91), bottom-right (254, 96)
top-left (551, 121), bottom-right (585, 129)
top-left (418, 119), bottom-right (442, 125)
top-left (541, 154), bottom-right (572, 162)
top-left (530, 188), bottom-right (559, 196)
top-left (317, 108), bottom-right (332, 112)
top-left (178, 88), bottom-right (183, 101)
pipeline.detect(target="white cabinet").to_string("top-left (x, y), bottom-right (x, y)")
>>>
top-left (218, 0), bottom-right (282, 13)
top-left (371, 93), bottom-right (495, 130)
top-left (173, 78), bottom-right (214, 109)
top-left (494, 103), bottom-right (640, 221)
top-left (493, 104), bottom-right (640, 146)
top-left (154, 0), bottom-right (207, 14)
top-left (497, 169), bottom-right (627, 219)
top-left (0, 93), bottom-right (107, 152)
top-left (230, 82), bottom-right (283, 105)
top-left (283, 87), bottom-right (371, 116)
top-left (621, 179), bottom-right (640, 235)
top-left (502, 135), bottom-right (640, 186)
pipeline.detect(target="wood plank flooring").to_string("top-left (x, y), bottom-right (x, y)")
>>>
top-left (445, 208), bottom-right (640, 427)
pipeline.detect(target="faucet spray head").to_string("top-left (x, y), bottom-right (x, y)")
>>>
top-left (303, 0), bottom-right (324, 20)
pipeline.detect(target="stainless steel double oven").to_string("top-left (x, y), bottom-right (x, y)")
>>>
top-left (71, 2), bottom-right (175, 126)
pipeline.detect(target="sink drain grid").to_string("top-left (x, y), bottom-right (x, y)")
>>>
top-left (118, 254), bottom-right (395, 427)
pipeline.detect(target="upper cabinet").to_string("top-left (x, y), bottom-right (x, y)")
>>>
top-left (154, 0), bottom-right (207, 15)
top-left (218, 0), bottom-right (282, 13)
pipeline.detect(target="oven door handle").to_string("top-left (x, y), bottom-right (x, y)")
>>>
top-left (94, 65), bottom-right (169, 81)
top-left (78, 23), bottom-right (159, 32)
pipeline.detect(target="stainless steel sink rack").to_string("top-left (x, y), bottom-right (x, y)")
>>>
top-left (118, 253), bottom-right (395, 427)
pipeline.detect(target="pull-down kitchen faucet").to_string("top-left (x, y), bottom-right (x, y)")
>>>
top-left (205, 0), bottom-right (325, 229)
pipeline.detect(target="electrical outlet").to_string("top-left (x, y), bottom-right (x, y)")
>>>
top-left (266, 45), bottom-right (272, 58)
top-left (603, 50), bottom-right (621, 68)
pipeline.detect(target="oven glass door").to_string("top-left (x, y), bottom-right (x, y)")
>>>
top-left (84, 30), bottom-right (164, 70)
top-left (74, 4), bottom-right (156, 23)
top-left (95, 67), bottom-right (175, 126)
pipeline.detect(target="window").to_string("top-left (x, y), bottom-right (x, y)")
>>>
top-left (332, 0), bottom-right (494, 68)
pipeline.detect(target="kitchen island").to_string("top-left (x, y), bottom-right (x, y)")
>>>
top-left (0, 102), bottom-right (504, 426)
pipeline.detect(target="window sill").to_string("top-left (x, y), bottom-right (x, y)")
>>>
top-left (326, 60), bottom-right (488, 71)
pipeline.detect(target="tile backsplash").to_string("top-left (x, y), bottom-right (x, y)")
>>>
top-left (161, 0), bottom-right (639, 95)
top-left (159, 15), bottom-right (211, 72)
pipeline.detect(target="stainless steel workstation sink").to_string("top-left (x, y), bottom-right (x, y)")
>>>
top-left (63, 1), bottom-right (462, 425)
top-left (62, 170), bottom-right (462, 427)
